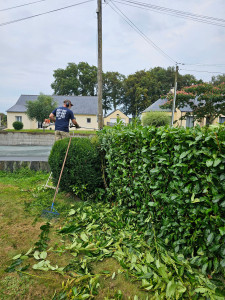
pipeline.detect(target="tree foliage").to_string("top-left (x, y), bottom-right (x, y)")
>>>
top-left (102, 71), bottom-right (125, 114)
top-left (0, 113), bottom-right (7, 127)
top-left (121, 67), bottom-right (201, 117)
top-left (26, 93), bottom-right (57, 124)
top-left (162, 82), bottom-right (225, 124)
top-left (51, 62), bottom-right (98, 96)
top-left (51, 62), bottom-right (202, 117)
top-left (211, 73), bottom-right (225, 85)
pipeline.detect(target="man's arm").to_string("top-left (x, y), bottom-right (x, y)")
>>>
top-left (49, 113), bottom-right (56, 123)
top-left (72, 118), bottom-right (80, 128)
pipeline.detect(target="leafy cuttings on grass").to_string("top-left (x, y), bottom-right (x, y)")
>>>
top-left (34, 222), bottom-right (51, 251)
top-left (5, 200), bottom-right (225, 299)
top-left (51, 202), bottom-right (225, 299)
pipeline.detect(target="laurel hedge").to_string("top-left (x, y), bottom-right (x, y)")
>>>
top-left (98, 123), bottom-right (225, 275)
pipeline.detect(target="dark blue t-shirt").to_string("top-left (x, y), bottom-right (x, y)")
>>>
top-left (52, 107), bottom-right (75, 132)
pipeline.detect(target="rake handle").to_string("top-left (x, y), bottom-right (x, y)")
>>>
top-left (52, 137), bottom-right (72, 206)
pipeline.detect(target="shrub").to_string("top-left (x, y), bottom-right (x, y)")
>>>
top-left (48, 137), bottom-right (103, 197)
top-left (98, 123), bottom-right (225, 275)
top-left (142, 111), bottom-right (171, 126)
top-left (12, 121), bottom-right (23, 130)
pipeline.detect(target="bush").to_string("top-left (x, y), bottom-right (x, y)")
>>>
top-left (48, 137), bottom-right (103, 197)
top-left (12, 121), bottom-right (23, 130)
top-left (99, 123), bottom-right (225, 275)
top-left (142, 111), bottom-right (171, 126)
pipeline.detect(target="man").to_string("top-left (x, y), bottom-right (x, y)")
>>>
top-left (49, 99), bottom-right (80, 141)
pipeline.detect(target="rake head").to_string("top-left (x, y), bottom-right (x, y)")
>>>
top-left (42, 203), bottom-right (59, 218)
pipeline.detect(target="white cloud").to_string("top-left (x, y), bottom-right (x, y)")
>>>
top-left (0, 0), bottom-right (225, 114)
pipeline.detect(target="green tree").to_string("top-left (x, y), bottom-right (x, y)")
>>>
top-left (0, 113), bottom-right (7, 127)
top-left (51, 62), bottom-right (97, 96)
top-left (211, 73), bottom-right (225, 85)
top-left (102, 71), bottom-right (125, 115)
top-left (121, 67), bottom-right (200, 117)
top-left (162, 82), bottom-right (225, 124)
top-left (26, 94), bottom-right (57, 129)
top-left (51, 63), bottom-right (79, 95)
top-left (122, 70), bottom-right (162, 117)
top-left (77, 62), bottom-right (97, 96)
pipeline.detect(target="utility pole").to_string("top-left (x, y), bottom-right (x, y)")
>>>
top-left (97, 0), bottom-right (103, 129)
top-left (171, 64), bottom-right (179, 127)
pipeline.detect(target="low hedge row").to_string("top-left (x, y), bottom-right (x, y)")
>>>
top-left (98, 124), bottom-right (225, 275)
top-left (48, 137), bottom-right (103, 197)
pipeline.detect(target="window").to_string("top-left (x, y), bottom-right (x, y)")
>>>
top-left (87, 118), bottom-right (91, 123)
top-left (15, 116), bottom-right (22, 122)
top-left (219, 117), bottom-right (225, 124)
top-left (38, 121), bottom-right (42, 128)
top-left (186, 116), bottom-right (194, 128)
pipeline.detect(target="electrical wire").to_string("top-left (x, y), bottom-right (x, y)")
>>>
top-left (113, 0), bottom-right (225, 28)
top-left (0, 0), bottom-right (94, 27)
top-left (180, 68), bottom-right (225, 75)
top-left (109, 1), bottom-right (225, 69)
top-left (108, 1), bottom-right (177, 64)
top-left (0, 0), bottom-right (48, 12)
top-left (119, 0), bottom-right (225, 23)
top-left (180, 63), bottom-right (225, 67)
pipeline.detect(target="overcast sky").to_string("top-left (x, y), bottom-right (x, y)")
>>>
top-left (0, 0), bottom-right (225, 114)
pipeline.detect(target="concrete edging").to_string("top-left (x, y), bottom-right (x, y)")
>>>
top-left (0, 132), bottom-right (94, 172)
top-left (0, 160), bottom-right (50, 172)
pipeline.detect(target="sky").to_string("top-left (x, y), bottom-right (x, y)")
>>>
top-left (0, 0), bottom-right (225, 114)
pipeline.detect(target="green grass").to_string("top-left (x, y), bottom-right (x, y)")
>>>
top-left (0, 169), bottom-right (77, 299)
top-left (0, 169), bottom-right (150, 299)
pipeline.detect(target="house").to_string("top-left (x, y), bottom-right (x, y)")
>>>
top-left (104, 109), bottom-right (129, 126)
top-left (142, 98), bottom-right (225, 128)
top-left (7, 95), bottom-right (98, 130)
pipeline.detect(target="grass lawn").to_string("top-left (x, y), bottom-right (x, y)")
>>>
top-left (0, 170), bottom-right (149, 300)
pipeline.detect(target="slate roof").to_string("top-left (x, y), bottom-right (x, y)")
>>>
top-left (143, 98), bottom-right (200, 113)
top-left (179, 97), bottom-right (202, 112)
top-left (7, 95), bottom-right (98, 115)
top-left (143, 98), bottom-right (172, 112)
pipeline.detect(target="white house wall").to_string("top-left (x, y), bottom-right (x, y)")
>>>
top-left (7, 112), bottom-right (98, 131)
top-left (72, 115), bottom-right (98, 130)
top-left (104, 110), bottom-right (129, 125)
top-left (7, 112), bottom-right (37, 129)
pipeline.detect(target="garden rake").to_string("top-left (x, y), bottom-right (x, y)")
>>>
top-left (42, 137), bottom-right (72, 218)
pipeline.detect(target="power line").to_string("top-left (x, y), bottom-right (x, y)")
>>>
top-left (0, 0), bottom-right (94, 27)
top-left (108, 1), bottom-right (177, 64)
top-left (119, 0), bottom-right (225, 23)
top-left (113, 0), bottom-right (225, 28)
top-left (180, 63), bottom-right (225, 68)
top-left (0, 0), bottom-right (48, 12)
top-left (109, 1), bottom-right (225, 69)
top-left (180, 68), bottom-right (225, 75)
